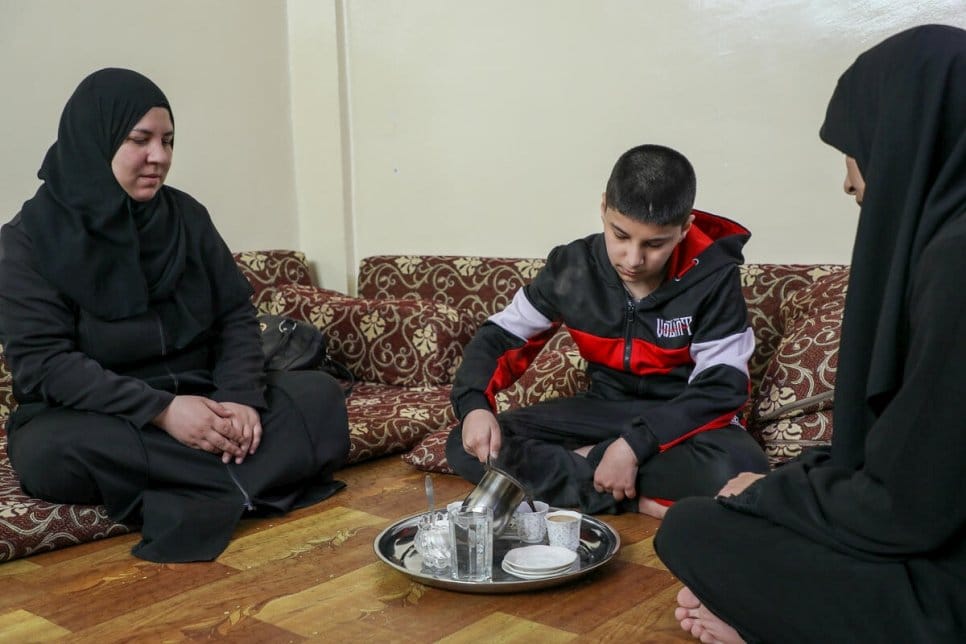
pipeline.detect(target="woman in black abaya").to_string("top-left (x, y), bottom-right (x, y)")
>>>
top-left (655, 25), bottom-right (966, 643)
top-left (0, 68), bottom-right (350, 562)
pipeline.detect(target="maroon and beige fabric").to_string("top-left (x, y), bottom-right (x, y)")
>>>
top-left (492, 330), bottom-right (590, 412)
top-left (359, 255), bottom-right (547, 326)
top-left (738, 264), bottom-right (846, 405)
top-left (345, 382), bottom-right (455, 465)
top-left (746, 267), bottom-right (848, 464)
top-left (233, 249), bottom-right (316, 314)
top-left (0, 352), bottom-right (13, 425)
top-left (270, 285), bottom-right (476, 387)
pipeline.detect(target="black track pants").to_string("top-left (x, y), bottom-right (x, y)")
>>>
top-left (446, 395), bottom-right (768, 514)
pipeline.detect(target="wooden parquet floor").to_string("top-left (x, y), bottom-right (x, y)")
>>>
top-left (0, 456), bottom-right (691, 643)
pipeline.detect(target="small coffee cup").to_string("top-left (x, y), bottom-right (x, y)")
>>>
top-left (512, 501), bottom-right (549, 543)
top-left (545, 510), bottom-right (581, 551)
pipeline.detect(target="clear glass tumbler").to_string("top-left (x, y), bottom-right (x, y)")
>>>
top-left (414, 511), bottom-right (450, 571)
top-left (448, 507), bottom-right (493, 582)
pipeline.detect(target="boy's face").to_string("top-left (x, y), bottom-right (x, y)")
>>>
top-left (600, 195), bottom-right (693, 297)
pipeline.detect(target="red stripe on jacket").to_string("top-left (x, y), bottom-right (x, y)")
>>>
top-left (568, 327), bottom-right (692, 375)
top-left (483, 326), bottom-right (559, 410)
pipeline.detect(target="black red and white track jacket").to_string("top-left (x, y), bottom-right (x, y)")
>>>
top-left (451, 209), bottom-right (754, 464)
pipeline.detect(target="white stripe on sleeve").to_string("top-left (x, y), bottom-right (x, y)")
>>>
top-left (689, 326), bottom-right (754, 382)
top-left (488, 289), bottom-right (554, 341)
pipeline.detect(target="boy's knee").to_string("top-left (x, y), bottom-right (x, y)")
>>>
top-left (696, 429), bottom-right (769, 484)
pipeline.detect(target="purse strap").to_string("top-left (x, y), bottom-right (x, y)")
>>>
top-left (262, 317), bottom-right (297, 365)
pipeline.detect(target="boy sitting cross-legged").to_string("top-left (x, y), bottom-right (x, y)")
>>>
top-left (446, 144), bottom-right (768, 518)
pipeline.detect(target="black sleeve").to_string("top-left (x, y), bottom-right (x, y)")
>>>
top-left (200, 217), bottom-right (266, 409)
top-left (451, 247), bottom-right (565, 420)
top-left (0, 222), bottom-right (173, 427)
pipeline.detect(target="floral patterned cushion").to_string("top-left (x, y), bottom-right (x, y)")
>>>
top-left (345, 382), bottom-right (456, 465)
top-left (739, 264), bottom-right (849, 407)
top-left (270, 285), bottom-right (477, 387)
top-left (232, 249), bottom-right (315, 314)
top-left (754, 410), bottom-right (835, 467)
top-left (358, 255), bottom-right (546, 326)
top-left (0, 350), bottom-right (14, 425)
top-left (494, 329), bottom-right (589, 412)
top-left (748, 269), bottom-right (848, 459)
top-left (401, 429), bottom-right (454, 474)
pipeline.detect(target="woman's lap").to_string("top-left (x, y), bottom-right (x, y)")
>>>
top-left (8, 370), bottom-right (350, 515)
top-left (655, 496), bottom-right (933, 643)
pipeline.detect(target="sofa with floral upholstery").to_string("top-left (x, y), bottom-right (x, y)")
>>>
top-left (0, 250), bottom-right (848, 562)
top-left (347, 256), bottom-right (849, 474)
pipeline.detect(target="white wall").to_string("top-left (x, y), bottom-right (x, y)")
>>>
top-left (334, 0), bottom-right (966, 274)
top-left (286, 0), bottom-right (353, 291)
top-left (4, 2), bottom-right (965, 295)
top-left (0, 0), bottom-right (299, 258)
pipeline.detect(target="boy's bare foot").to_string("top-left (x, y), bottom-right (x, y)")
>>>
top-left (638, 497), bottom-right (668, 519)
top-left (674, 586), bottom-right (745, 644)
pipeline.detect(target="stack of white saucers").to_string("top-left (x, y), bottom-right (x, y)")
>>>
top-left (501, 545), bottom-right (579, 580)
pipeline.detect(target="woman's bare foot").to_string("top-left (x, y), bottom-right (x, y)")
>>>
top-left (674, 586), bottom-right (745, 644)
top-left (638, 497), bottom-right (668, 519)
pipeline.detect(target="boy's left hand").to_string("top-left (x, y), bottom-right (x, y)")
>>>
top-left (593, 437), bottom-right (639, 501)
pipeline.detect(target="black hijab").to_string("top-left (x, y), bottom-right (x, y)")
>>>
top-left (819, 24), bottom-right (966, 468)
top-left (20, 68), bottom-right (186, 320)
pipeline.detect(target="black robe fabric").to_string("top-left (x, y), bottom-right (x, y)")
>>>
top-left (655, 25), bottom-right (966, 642)
top-left (0, 68), bottom-right (350, 562)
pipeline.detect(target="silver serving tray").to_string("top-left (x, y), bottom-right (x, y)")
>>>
top-left (373, 511), bottom-right (620, 594)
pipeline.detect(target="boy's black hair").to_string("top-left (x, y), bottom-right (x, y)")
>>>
top-left (604, 144), bottom-right (696, 226)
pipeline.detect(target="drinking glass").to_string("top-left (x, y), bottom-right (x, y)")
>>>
top-left (413, 511), bottom-right (450, 570)
top-left (448, 507), bottom-right (493, 582)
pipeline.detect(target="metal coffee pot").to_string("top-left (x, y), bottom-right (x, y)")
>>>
top-left (460, 456), bottom-right (531, 536)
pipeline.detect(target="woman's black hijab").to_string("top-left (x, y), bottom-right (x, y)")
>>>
top-left (820, 24), bottom-right (966, 468)
top-left (20, 68), bottom-right (186, 320)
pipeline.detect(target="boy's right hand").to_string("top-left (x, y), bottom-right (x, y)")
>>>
top-left (461, 408), bottom-right (502, 463)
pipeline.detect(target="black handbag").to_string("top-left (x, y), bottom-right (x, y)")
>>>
top-left (258, 315), bottom-right (354, 395)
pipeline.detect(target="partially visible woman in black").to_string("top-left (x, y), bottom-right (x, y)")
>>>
top-left (655, 25), bottom-right (966, 643)
top-left (0, 68), bottom-right (350, 562)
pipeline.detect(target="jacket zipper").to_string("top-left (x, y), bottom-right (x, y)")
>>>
top-left (225, 464), bottom-right (256, 511)
top-left (623, 296), bottom-right (635, 371)
top-left (153, 312), bottom-right (180, 394)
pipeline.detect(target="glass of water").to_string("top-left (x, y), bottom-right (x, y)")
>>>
top-left (448, 506), bottom-right (493, 582)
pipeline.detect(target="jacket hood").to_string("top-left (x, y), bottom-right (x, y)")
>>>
top-left (665, 209), bottom-right (750, 281)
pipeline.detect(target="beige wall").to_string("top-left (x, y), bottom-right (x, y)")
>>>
top-left (4, 2), bottom-right (965, 294)
top-left (0, 0), bottom-right (299, 260)
top-left (336, 0), bottom-right (966, 274)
